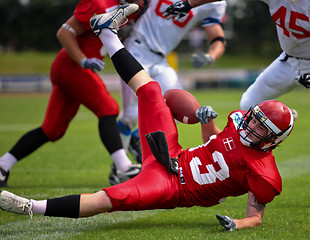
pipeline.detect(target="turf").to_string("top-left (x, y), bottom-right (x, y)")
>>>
top-left (0, 51), bottom-right (275, 75)
top-left (0, 88), bottom-right (309, 239)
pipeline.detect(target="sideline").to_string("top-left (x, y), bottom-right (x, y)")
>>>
top-left (0, 69), bottom-right (259, 92)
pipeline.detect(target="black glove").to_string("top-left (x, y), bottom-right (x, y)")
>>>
top-left (162, 0), bottom-right (192, 20)
top-left (298, 73), bottom-right (310, 88)
top-left (216, 214), bottom-right (236, 232)
top-left (195, 106), bottom-right (217, 124)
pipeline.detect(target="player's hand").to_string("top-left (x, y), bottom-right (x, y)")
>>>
top-left (216, 214), bottom-right (236, 232)
top-left (297, 73), bottom-right (310, 88)
top-left (162, 0), bottom-right (192, 21)
top-left (191, 52), bottom-right (213, 68)
top-left (195, 106), bottom-right (217, 124)
top-left (81, 58), bottom-right (104, 73)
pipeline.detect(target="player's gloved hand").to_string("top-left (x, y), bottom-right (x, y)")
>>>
top-left (162, 0), bottom-right (192, 21)
top-left (195, 106), bottom-right (217, 124)
top-left (81, 58), bottom-right (104, 73)
top-left (216, 214), bottom-right (236, 232)
top-left (297, 73), bottom-right (310, 88)
top-left (191, 52), bottom-right (213, 68)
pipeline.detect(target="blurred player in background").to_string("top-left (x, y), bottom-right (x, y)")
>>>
top-left (163, 0), bottom-right (309, 117)
top-left (0, 0), bottom-right (142, 188)
top-left (0, 5), bottom-right (295, 231)
top-left (239, 0), bottom-right (310, 114)
top-left (116, 0), bottom-right (226, 175)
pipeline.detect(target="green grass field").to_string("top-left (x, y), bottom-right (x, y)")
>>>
top-left (0, 88), bottom-right (309, 239)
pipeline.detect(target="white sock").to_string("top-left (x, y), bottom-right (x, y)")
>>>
top-left (32, 199), bottom-right (47, 215)
top-left (119, 133), bottom-right (131, 152)
top-left (99, 29), bottom-right (124, 57)
top-left (0, 152), bottom-right (18, 171)
top-left (111, 149), bottom-right (132, 172)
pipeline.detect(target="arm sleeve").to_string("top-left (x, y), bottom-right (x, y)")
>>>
top-left (200, 2), bottom-right (227, 27)
top-left (247, 174), bottom-right (281, 204)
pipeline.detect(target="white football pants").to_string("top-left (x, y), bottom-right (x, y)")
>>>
top-left (119, 33), bottom-right (182, 129)
top-left (240, 52), bottom-right (309, 110)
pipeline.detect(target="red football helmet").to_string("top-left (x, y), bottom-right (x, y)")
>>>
top-left (238, 100), bottom-right (294, 150)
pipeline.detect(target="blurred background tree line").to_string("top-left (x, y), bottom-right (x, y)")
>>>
top-left (0, 0), bottom-right (280, 57)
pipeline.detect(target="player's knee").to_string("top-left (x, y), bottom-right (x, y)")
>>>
top-left (94, 191), bottom-right (113, 213)
top-left (137, 81), bottom-right (161, 100)
top-left (44, 128), bottom-right (66, 142)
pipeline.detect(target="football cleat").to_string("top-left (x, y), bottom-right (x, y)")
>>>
top-left (0, 190), bottom-right (33, 219)
top-left (109, 163), bottom-right (141, 186)
top-left (90, 3), bottom-right (139, 35)
top-left (128, 129), bottom-right (142, 164)
top-left (0, 167), bottom-right (9, 187)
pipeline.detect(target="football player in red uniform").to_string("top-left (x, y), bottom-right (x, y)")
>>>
top-left (0, 4), bottom-right (295, 231)
top-left (0, 0), bottom-right (142, 187)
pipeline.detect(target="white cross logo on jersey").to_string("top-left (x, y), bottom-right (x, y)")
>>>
top-left (223, 137), bottom-right (235, 151)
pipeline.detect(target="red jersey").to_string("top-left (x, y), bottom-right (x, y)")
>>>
top-left (179, 110), bottom-right (282, 207)
top-left (72, 0), bottom-right (119, 59)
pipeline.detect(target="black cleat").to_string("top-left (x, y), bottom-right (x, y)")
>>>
top-left (128, 129), bottom-right (142, 164)
top-left (108, 163), bottom-right (141, 186)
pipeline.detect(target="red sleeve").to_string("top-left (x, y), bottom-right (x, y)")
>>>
top-left (247, 174), bottom-right (281, 204)
top-left (73, 0), bottom-right (119, 30)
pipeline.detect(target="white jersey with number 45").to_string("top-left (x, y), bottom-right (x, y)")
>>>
top-left (263, 0), bottom-right (310, 58)
top-left (133, 0), bottom-right (226, 56)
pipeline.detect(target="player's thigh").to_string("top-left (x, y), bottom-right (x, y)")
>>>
top-left (67, 71), bottom-right (119, 117)
top-left (137, 82), bottom-right (180, 158)
top-left (104, 159), bottom-right (180, 211)
top-left (153, 62), bottom-right (183, 93)
top-left (42, 85), bottom-right (80, 140)
top-left (241, 56), bottom-right (297, 110)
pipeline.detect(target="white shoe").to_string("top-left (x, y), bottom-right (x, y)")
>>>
top-left (0, 190), bottom-right (33, 219)
top-left (90, 3), bottom-right (139, 35)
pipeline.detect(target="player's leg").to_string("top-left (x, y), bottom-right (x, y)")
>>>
top-left (152, 59), bottom-right (183, 93)
top-left (0, 128), bottom-right (49, 187)
top-left (0, 85), bottom-right (73, 187)
top-left (53, 51), bottom-right (140, 185)
top-left (117, 35), bottom-right (161, 163)
top-left (41, 85), bottom-right (80, 141)
top-left (240, 53), bottom-right (299, 110)
top-left (118, 80), bottom-right (139, 151)
top-left (90, 5), bottom-right (182, 158)
top-left (0, 190), bottom-right (112, 219)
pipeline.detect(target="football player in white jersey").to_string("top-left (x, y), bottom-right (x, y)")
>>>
top-left (117, 0), bottom-right (227, 172)
top-left (163, 0), bottom-right (309, 115)
top-left (240, 0), bottom-right (310, 112)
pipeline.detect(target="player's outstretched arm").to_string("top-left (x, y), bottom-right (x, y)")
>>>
top-left (196, 106), bottom-right (220, 143)
top-left (217, 192), bottom-right (266, 231)
top-left (57, 16), bottom-right (104, 72)
top-left (163, 0), bottom-right (219, 21)
top-left (192, 24), bottom-right (226, 68)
